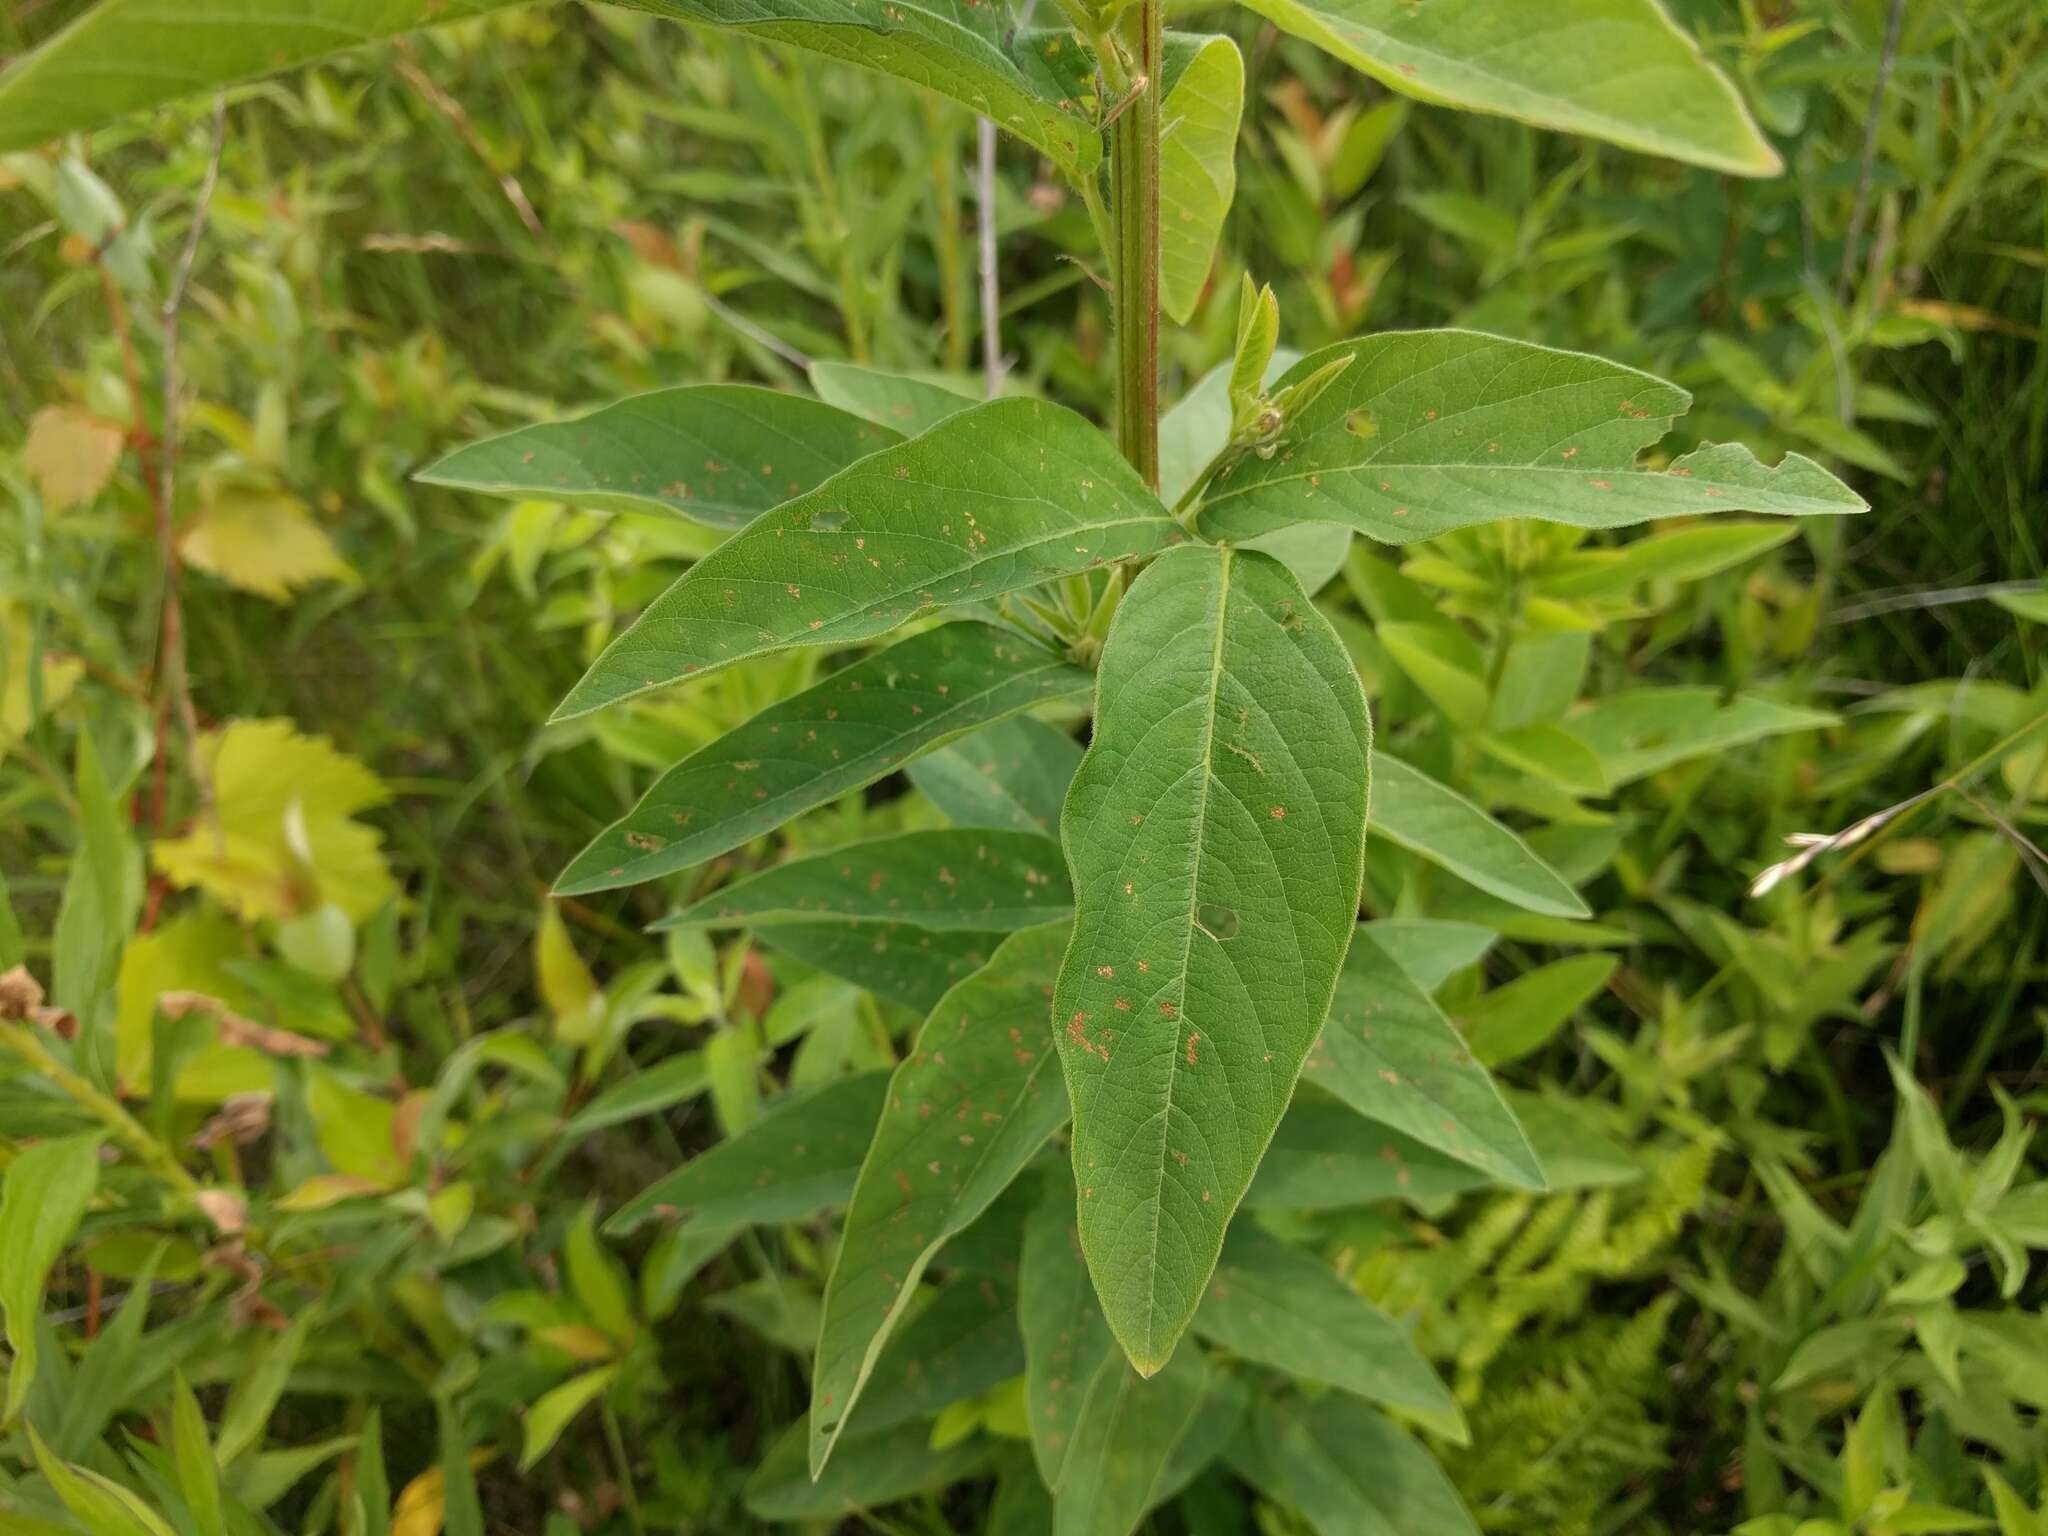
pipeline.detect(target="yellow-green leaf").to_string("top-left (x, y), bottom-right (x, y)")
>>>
top-left (180, 488), bottom-right (356, 602)
top-left (1159, 36), bottom-right (1243, 324)
top-left (151, 718), bottom-right (396, 922)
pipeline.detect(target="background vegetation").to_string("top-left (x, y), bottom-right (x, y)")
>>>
top-left (2, 0), bottom-right (2045, 1532)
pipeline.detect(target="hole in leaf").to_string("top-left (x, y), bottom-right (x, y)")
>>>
top-left (1345, 408), bottom-right (1378, 440)
top-left (1195, 903), bottom-right (1240, 940)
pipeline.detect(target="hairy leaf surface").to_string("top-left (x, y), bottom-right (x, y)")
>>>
top-left (1159, 37), bottom-right (1243, 325)
top-left (1196, 332), bottom-right (1865, 547)
top-left (1225, 0), bottom-right (1779, 176)
top-left (1192, 1224), bottom-right (1458, 1430)
top-left (626, 0), bottom-right (1101, 176)
top-left (0, 0), bottom-right (520, 152)
top-left (557, 622), bottom-right (1090, 894)
top-left (1302, 930), bottom-right (1543, 1187)
top-left (908, 715), bottom-right (1083, 836)
top-left (558, 398), bottom-right (1176, 717)
top-left (658, 829), bottom-right (1070, 932)
top-left (607, 1072), bottom-right (886, 1235)
top-left (809, 925), bottom-right (1072, 1474)
top-left (1370, 752), bottom-right (1586, 917)
top-left (417, 387), bottom-right (900, 530)
top-left (1051, 544), bottom-right (1371, 1374)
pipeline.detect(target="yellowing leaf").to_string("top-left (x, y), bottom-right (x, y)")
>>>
top-left (24, 404), bottom-right (123, 512)
top-left (2, 604), bottom-right (84, 750)
top-left (114, 910), bottom-right (272, 1097)
top-left (537, 904), bottom-right (604, 1044)
top-left (274, 1174), bottom-right (388, 1211)
top-left (151, 718), bottom-right (396, 922)
top-left (304, 1065), bottom-right (406, 1189)
top-left (180, 487), bottom-right (355, 602)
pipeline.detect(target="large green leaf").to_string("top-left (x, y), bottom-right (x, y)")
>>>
top-left (845, 1276), bottom-right (1025, 1434)
top-left (1458, 952), bottom-right (1617, 1066)
top-left (908, 715), bottom-right (1083, 836)
top-left (809, 361), bottom-right (979, 437)
top-left (1370, 751), bottom-right (1587, 917)
top-left (417, 386), bottom-right (900, 531)
top-left (1056, 1345), bottom-right (1213, 1536)
top-left (1192, 1225), bottom-right (1457, 1429)
top-left (1195, 332), bottom-right (1865, 547)
top-left (755, 922), bottom-right (1006, 1013)
top-left (658, 829), bottom-right (1070, 932)
top-left (1566, 688), bottom-right (1838, 784)
top-left (1247, 1086), bottom-right (1638, 1210)
top-left (607, 1071), bottom-right (887, 1235)
top-left (1227, 1390), bottom-right (1478, 1536)
top-left (1021, 1169), bottom-right (1218, 1535)
top-left (810, 925), bottom-right (1071, 1474)
top-left (1303, 930), bottom-right (1543, 1188)
top-left (1051, 544), bottom-right (1371, 1375)
top-left (557, 398), bottom-right (1176, 718)
top-left (745, 1413), bottom-right (993, 1522)
top-left (0, 0), bottom-right (519, 152)
top-left (1159, 36), bottom-right (1243, 325)
top-left (1225, 0), bottom-right (1778, 177)
top-left (627, 0), bottom-right (1101, 176)
top-left (556, 622), bottom-right (1090, 895)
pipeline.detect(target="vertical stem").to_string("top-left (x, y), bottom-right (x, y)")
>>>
top-left (1110, 0), bottom-right (1162, 489)
top-left (976, 118), bottom-right (1005, 397)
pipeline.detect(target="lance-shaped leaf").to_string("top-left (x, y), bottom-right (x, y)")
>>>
top-left (1159, 36), bottom-right (1244, 325)
top-left (657, 829), bottom-right (1070, 932)
top-left (810, 361), bottom-right (979, 436)
top-left (628, 0), bottom-right (1101, 176)
top-left (557, 397), bottom-right (1177, 718)
top-left (1302, 930), bottom-right (1543, 1188)
top-left (1247, 1087), bottom-right (1638, 1210)
top-left (847, 1276), bottom-right (1025, 1434)
top-left (1022, 1169), bottom-right (1218, 1534)
top-left (1056, 1345), bottom-right (1213, 1536)
top-left (1370, 752), bottom-right (1586, 917)
top-left (1228, 1389), bottom-right (1478, 1536)
top-left (556, 622), bottom-right (1090, 895)
top-left (1192, 1225), bottom-right (1458, 1431)
top-left (0, 0), bottom-right (520, 152)
top-left (416, 386), bottom-right (901, 531)
top-left (1051, 545), bottom-right (1372, 1375)
top-left (756, 923), bottom-right (1006, 1014)
top-left (809, 925), bottom-right (1073, 1475)
top-left (1195, 332), bottom-right (1865, 547)
top-left (1225, 0), bottom-right (1779, 177)
top-left (1360, 917), bottom-right (1496, 991)
top-left (746, 1414), bottom-right (993, 1522)
top-left (607, 1071), bottom-right (887, 1235)
top-left (908, 715), bottom-right (1083, 836)
top-left (1566, 687), bottom-right (1838, 784)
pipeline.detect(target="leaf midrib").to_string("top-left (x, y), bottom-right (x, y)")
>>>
top-left (1139, 544), bottom-right (1233, 1372)
top-left (812, 950), bottom-right (1068, 1473)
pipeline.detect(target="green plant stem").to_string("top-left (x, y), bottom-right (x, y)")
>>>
top-left (601, 1399), bottom-right (646, 1536)
top-left (0, 1018), bottom-right (200, 1197)
top-left (1109, 0), bottom-right (1162, 489)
